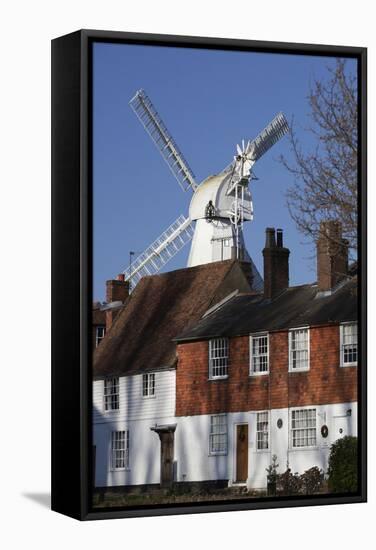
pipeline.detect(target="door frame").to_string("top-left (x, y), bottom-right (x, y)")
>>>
top-left (233, 422), bottom-right (249, 484)
top-left (151, 424), bottom-right (177, 488)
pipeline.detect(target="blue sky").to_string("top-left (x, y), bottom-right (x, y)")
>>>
top-left (93, 42), bottom-right (357, 301)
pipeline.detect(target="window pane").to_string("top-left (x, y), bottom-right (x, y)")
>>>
top-left (143, 373), bottom-right (156, 396)
top-left (210, 415), bottom-right (227, 454)
top-left (342, 323), bottom-right (358, 364)
top-left (291, 409), bottom-right (316, 447)
top-left (290, 329), bottom-right (309, 370)
top-left (96, 325), bottom-right (106, 347)
top-left (111, 430), bottom-right (128, 469)
top-left (209, 339), bottom-right (229, 378)
top-left (142, 374), bottom-right (148, 396)
top-left (251, 335), bottom-right (269, 373)
top-left (256, 411), bottom-right (269, 450)
top-left (104, 378), bottom-right (119, 410)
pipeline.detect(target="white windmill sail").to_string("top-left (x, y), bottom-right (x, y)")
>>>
top-left (121, 214), bottom-right (194, 288)
top-left (246, 112), bottom-right (289, 161)
top-left (226, 112), bottom-right (289, 196)
top-left (129, 89), bottom-right (198, 192)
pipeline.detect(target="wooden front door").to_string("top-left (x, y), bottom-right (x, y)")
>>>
top-left (236, 424), bottom-right (248, 483)
top-left (160, 431), bottom-right (174, 488)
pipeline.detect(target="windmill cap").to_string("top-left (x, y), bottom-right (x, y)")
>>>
top-left (189, 174), bottom-right (252, 222)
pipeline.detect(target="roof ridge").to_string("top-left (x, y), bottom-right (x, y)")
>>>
top-left (202, 289), bottom-right (240, 318)
top-left (139, 259), bottom-right (237, 280)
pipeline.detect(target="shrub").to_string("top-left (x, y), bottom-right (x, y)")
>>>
top-left (265, 454), bottom-right (279, 482)
top-left (265, 458), bottom-right (327, 497)
top-left (300, 466), bottom-right (325, 495)
top-left (277, 468), bottom-right (302, 496)
top-left (275, 464), bottom-right (324, 496)
top-left (327, 436), bottom-right (358, 493)
top-left (265, 454), bottom-right (279, 496)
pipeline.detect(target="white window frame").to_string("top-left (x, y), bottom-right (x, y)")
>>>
top-left (95, 325), bottom-right (106, 347)
top-left (250, 333), bottom-right (269, 376)
top-left (288, 327), bottom-right (310, 372)
top-left (209, 414), bottom-right (228, 456)
top-left (103, 377), bottom-right (120, 412)
top-left (256, 411), bottom-right (269, 451)
top-left (110, 430), bottom-right (129, 470)
top-left (290, 407), bottom-right (317, 449)
top-left (209, 338), bottom-right (229, 379)
top-left (142, 373), bottom-right (156, 398)
top-left (340, 322), bottom-right (358, 367)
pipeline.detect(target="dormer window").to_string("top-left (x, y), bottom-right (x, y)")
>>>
top-left (209, 338), bottom-right (229, 379)
top-left (95, 325), bottom-right (106, 347)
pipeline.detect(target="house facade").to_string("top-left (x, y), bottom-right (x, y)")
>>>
top-left (174, 322), bottom-right (357, 489)
top-left (93, 223), bottom-right (358, 491)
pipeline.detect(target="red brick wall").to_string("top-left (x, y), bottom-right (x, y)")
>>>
top-left (287, 325), bottom-right (357, 407)
top-left (176, 325), bottom-right (357, 417)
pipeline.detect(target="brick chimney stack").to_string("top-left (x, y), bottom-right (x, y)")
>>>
top-left (263, 227), bottom-right (290, 299)
top-left (105, 274), bottom-right (130, 331)
top-left (317, 221), bottom-right (348, 292)
top-left (106, 273), bottom-right (130, 304)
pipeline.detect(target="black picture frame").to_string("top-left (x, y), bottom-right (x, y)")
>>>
top-left (51, 29), bottom-right (367, 521)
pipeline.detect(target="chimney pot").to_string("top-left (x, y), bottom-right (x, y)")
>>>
top-left (117, 273), bottom-right (125, 281)
top-left (265, 227), bottom-right (276, 248)
top-left (276, 228), bottom-right (283, 248)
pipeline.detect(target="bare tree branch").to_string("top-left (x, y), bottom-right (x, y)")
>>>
top-left (280, 59), bottom-right (358, 257)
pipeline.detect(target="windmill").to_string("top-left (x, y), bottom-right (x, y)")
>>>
top-left (121, 89), bottom-right (289, 291)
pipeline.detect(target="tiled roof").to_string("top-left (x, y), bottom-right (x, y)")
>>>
top-left (93, 260), bottom-right (254, 378)
top-left (174, 277), bottom-right (358, 342)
